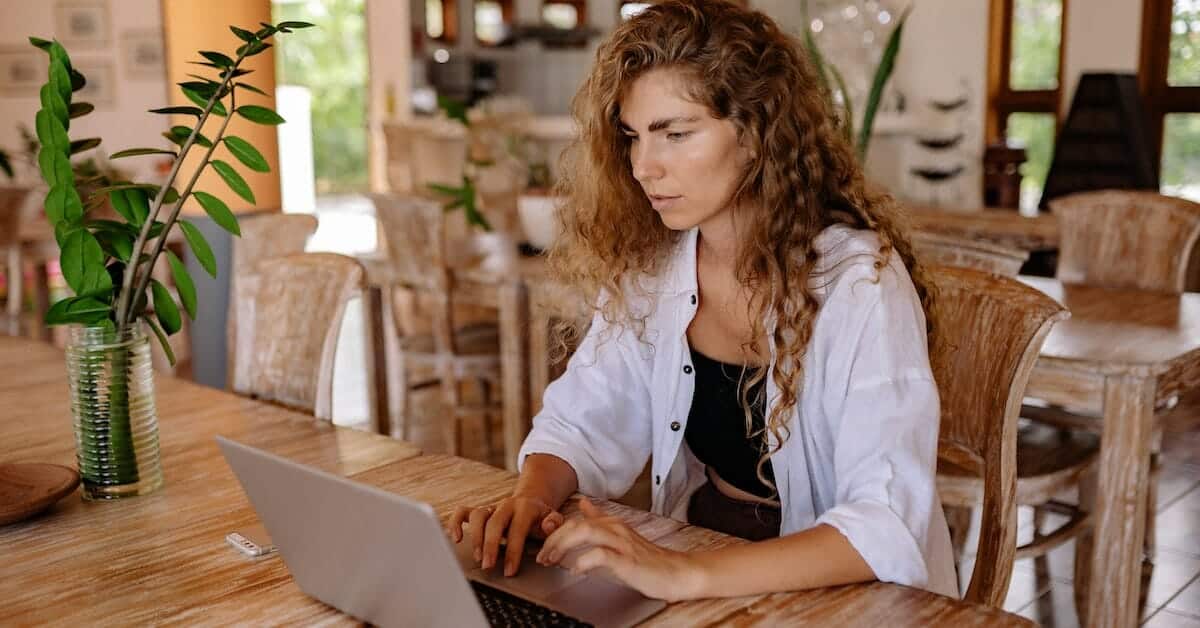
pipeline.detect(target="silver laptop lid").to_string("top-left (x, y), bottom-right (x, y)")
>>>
top-left (216, 436), bottom-right (489, 628)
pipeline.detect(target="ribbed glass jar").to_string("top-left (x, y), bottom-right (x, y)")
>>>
top-left (65, 324), bottom-right (163, 499)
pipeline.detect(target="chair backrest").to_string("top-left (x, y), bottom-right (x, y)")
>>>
top-left (227, 213), bottom-right (319, 391)
top-left (929, 265), bottom-right (1068, 608)
top-left (368, 193), bottom-right (460, 355)
top-left (912, 232), bottom-right (1029, 276)
top-left (233, 253), bottom-right (363, 421)
top-left (1050, 190), bottom-right (1200, 293)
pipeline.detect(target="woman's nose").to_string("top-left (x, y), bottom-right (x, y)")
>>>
top-left (631, 143), bottom-right (665, 183)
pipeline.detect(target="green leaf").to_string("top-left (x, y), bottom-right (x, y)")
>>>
top-left (230, 25), bottom-right (257, 42)
top-left (123, 187), bottom-right (150, 225)
top-left (150, 279), bottom-right (182, 335)
top-left (29, 37), bottom-right (52, 52)
top-left (69, 138), bottom-right (101, 155)
top-left (235, 105), bottom-right (285, 125)
top-left (236, 41), bottom-right (272, 57)
top-left (142, 314), bottom-right (176, 366)
top-left (108, 188), bottom-right (136, 224)
top-left (179, 80), bottom-right (218, 97)
top-left (221, 67), bottom-right (253, 79)
top-left (69, 102), bottom-right (94, 118)
top-left (49, 58), bottom-right (72, 105)
top-left (163, 126), bottom-right (213, 149)
top-left (210, 160), bottom-right (255, 205)
top-left (223, 136), bottom-right (269, 172)
top-left (234, 82), bottom-right (269, 97)
top-left (181, 85), bottom-right (227, 116)
top-left (111, 147), bottom-right (177, 160)
top-left (427, 182), bottom-right (464, 197)
top-left (192, 190), bottom-right (242, 234)
top-left (60, 229), bottom-right (111, 295)
top-left (437, 95), bottom-right (469, 126)
top-left (95, 229), bottom-right (133, 262)
top-left (255, 23), bottom-right (278, 38)
top-left (199, 50), bottom-right (235, 68)
top-left (277, 21), bottom-right (315, 29)
top-left (35, 109), bottom-right (68, 154)
top-left (45, 296), bottom-right (111, 326)
top-left (856, 6), bottom-right (910, 161)
top-left (179, 220), bottom-right (217, 277)
top-left (148, 105), bottom-right (203, 117)
top-left (166, 250), bottom-right (197, 320)
top-left (44, 184), bottom-right (83, 225)
top-left (40, 84), bottom-right (68, 127)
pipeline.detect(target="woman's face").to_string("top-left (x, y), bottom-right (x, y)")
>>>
top-left (619, 68), bottom-right (750, 232)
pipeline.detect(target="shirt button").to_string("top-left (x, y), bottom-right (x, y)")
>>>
top-left (655, 475), bottom-right (661, 485)
top-left (682, 365), bottom-right (693, 374)
top-left (670, 421), bottom-right (681, 431)
top-left (690, 294), bottom-right (697, 305)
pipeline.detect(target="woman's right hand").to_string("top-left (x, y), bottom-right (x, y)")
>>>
top-left (450, 493), bottom-right (566, 577)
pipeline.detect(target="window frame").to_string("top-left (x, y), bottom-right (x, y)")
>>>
top-left (1138, 0), bottom-right (1200, 179)
top-left (985, 0), bottom-right (1070, 143)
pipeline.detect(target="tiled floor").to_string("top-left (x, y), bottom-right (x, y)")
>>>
top-left (320, 194), bottom-right (1200, 626)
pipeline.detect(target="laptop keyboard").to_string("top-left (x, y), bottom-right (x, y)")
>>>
top-left (469, 580), bottom-right (594, 627)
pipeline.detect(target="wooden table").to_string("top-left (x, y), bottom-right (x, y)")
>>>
top-left (907, 205), bottom-right (1059, 252)
top-left (2, 335), bottom-right (1029, 626)
top-left (0, 336), bottom-right (422, 624)
top-left (1020, 276), bottom-right (1200, 628)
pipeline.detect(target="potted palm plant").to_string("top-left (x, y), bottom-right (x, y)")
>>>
top-left (29, 20), bottom-right (311, 500)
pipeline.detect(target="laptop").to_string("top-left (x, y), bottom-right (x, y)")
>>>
top-left (216, 436), bottom-right (667, 628)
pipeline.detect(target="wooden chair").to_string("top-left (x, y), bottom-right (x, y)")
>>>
top-left (912, 232), bottom-right (1029, 276)
top-left (0, 187), bottom-right (32, 337)
top-left (930, 265), bottom-right (1069, 608)
top-left (1052, 190), bottom-right (1200, 293)
top-left (231, 252), bottom-right (363, 421)
top-left (1023, 190), bottom-right (1200, 572)
top-left (369, 193), bottom-right (501, 458)
top-left (227, 213), bottom-right (319, 392)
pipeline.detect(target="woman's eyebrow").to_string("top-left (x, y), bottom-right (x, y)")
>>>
top-left (618, 116), bottom-right (701, 133)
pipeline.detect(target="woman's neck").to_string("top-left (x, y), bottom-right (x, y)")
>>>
top-left (696, 206), bottom-right (741, 266)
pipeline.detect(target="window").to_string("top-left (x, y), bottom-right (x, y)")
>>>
top-left (543, 1), bottom-right (585, 30)
top-left (475, 0), bottom-right (514, 46)
top-left (986, 0), bottom-right (1068, 211)
top-left (1140, 0), bottom-right (1200, 201)
top-left (426, 0), bottom-right (458, 44)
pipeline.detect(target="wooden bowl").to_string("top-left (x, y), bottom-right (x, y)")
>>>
top-left (0, 463), bottom-right (80, 526)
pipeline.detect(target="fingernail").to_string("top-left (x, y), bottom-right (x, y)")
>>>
top-left (504, 565), bottom-right (515, 577)
top-left (474, 548), bottom-right (481, 562)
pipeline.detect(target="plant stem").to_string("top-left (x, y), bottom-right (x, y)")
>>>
top-left (115, 50), bottom-right (249, 329)
top-left (127, 89), bottom-right (238, 321)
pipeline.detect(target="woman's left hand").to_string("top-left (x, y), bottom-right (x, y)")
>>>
top-left (535, 498), bottom-right (705, 602)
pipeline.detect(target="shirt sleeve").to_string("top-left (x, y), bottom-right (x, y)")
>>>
top-left (517, 308), bottom-right (654, 499)
top-left (812, 258), bottom-right (943, 590)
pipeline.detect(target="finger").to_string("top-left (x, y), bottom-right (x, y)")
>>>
top-left (467, 507), bottom-right (493, 562)
top-left (538, 510), bottom-right (564, 538)
top-left (502, 509), bottom-right (539, 577)
top-left (573, 545), bottom-right (627, 579)
top-left (450, 506), bottom-right (472, 542)
top-left (579, 498), bottom-right (605, 519)
top-left (481, 503), bottom-right (515, 570)
top-left (538, 519), bottom-right (628, 566)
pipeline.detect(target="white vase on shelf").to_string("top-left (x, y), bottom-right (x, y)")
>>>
top-left (517, 192), bottom-right (561, 252)
top-left (472, 230), bottom-right (518, 276)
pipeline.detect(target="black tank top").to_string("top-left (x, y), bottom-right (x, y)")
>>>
top-left (683, 346), bottom-right (776, 498)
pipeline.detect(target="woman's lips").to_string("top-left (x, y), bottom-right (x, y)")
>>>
top-left (649, 194), bottom-right (681, 211)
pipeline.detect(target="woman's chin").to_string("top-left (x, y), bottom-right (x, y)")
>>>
top-left (656, 209), bottom-right (699, 231)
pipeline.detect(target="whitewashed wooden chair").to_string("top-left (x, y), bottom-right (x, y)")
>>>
top-left (226, 213), bottom-right (319, 392)
top-left (370, 193), bottom-right (501, 458)
top-left (231, 252), bottom-right (363, 421)
top-left (912, 231), bottom-right (1029, 276)
top-left (930, 265), bottom-right (1069, 608)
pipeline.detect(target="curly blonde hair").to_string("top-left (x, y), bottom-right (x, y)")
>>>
top-left (548, 0), bottom-right (932, 490)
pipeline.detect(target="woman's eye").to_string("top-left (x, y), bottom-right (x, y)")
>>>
top-left (667, 131), bottom-right (691, 142)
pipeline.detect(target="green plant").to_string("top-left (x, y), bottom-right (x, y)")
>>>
top-left (427, 95), bottom-right (492, 231)
top-left (800, 0), bottom-right (911, 162)
top-left (29, 21), bottom-right (312, 360)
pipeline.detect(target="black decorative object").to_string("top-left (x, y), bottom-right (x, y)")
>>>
top-left (1039, 73), bottom-right (1157, 210)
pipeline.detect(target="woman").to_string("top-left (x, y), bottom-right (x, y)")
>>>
top-left (450, 0), bottom-right (957, 602)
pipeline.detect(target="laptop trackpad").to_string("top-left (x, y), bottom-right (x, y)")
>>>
top-left (453, 536), bottom-right (585, 599)
top-left (546, 575), bottom-right (667, 628)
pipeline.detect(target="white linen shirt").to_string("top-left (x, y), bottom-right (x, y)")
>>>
top-left (517, 224), bottom-right (958, 598)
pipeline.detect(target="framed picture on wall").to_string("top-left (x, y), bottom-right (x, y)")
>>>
top-left (56, 0), bottom-right (111, 48)
top-left (0, 46), bottom-right (44, 97)
top-left (120, 29), bottom-right (165, 80)
top-left (73, 58), bottom-right (116, 107)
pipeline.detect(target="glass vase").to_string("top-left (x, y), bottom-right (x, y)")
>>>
top-left (65, 324), bottom-right (163, 500)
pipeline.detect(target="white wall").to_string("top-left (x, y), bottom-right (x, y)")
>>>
top-left (0, 1), bottom-right (169, 185)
